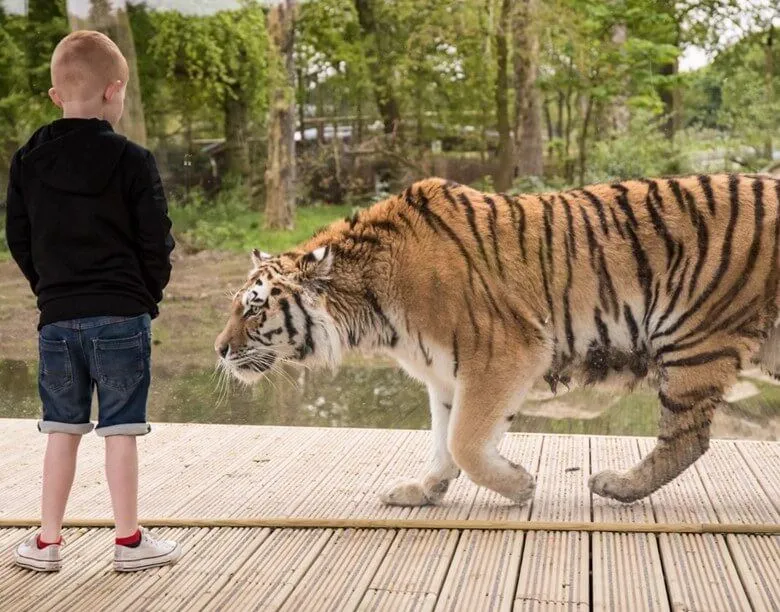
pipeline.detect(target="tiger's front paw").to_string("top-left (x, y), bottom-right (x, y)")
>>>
top-left (379, 479), bottom-right (432, 506)
top-left (588, 469), bottom-right (643, 503)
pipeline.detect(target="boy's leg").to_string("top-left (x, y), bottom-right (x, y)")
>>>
top-left (40, 433), bottom-right (82, 543)
top-left (105, 435), bottom-right (139, 538)
top-left (88, 314), bottom-right (151, 535)
top-left (16, 322), bottom-right (92, 571)
top-left (88, 314), bottom-right (181, 570)
top-left (37, 323), bottom-right (93, 541)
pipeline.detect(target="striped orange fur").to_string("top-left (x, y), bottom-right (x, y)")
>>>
top-left (216, 174), bottom-right (780, 505)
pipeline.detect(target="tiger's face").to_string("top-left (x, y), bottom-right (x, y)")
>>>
top-left (215, 246), bottom-right (338, 383)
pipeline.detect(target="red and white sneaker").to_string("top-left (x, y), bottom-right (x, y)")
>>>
top-left (14, 534), bottom-right (62, 572)
top-left (114, 527), bottom-right (181, 572)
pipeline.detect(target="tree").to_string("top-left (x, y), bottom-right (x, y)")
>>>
top-left (145, 5), bottom-right (269, 182)
top-left (264, 0), bottom-right (297, 230)
top-left (76, 0), bottom-right (147, 145)
top-left (493, 0), bottom-right (514, 192)
top-left (354, 0), bottom-right (401, 138)
top-left (26, 0), bottom-right (68, 98)
top-left (513, 0), bottom-right (544, 177)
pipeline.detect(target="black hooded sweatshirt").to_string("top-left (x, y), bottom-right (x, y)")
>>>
top-left (5, 118), bottom-right (175, 328)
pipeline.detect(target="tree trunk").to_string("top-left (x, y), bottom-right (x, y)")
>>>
top-left (75, 0), bottom-right (147, 145)
top-left (578, 95), bottom-right (594, 186)
top-left (564, 87), bottom-right (573, 180)
top-left (609, 22), bottom-right (629, 134)
top-left (658, 58), bottom-right (680, 140)
top-left (356, 97), bottom-right (363, 143)
top-left (493, 0), bottom-right (513, 192)
top-left (354, 0), bottom-right (401, 139)
top-left (224, 87), bottom-right (250, 180)
top-left (297, 67), bottom-right (305, 141)
top-left (264, 0), bottom-right (297, 230)
top-left (513, 0), bottom-right (543, 178)
top-left (764, 26), bottom-right (774, 160)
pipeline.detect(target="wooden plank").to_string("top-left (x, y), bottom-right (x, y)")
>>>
top-left (280, 529), bottom-right (396, 612)
top-left (289, 428), bottom-right (408, 518)
top-left (163, 426), bottom-right (330, 518)
top-left (0, 528), bottom-right (111, 610)
top-left (0, 528), bottom-right (35, 557)
top-left (358, 529), bottom-right (459, 612)
top-left (590, 436), bottom-right (669, 611)
top-left (515, 435), bottom-right (590, 610)
top-left (435, 434), bottom-right (542, 612)
top-left (726, 535), bottom-right (780, 611)
top-left (734, 440), bottom-right (780, 514)
top-left (202, 529), bottom-right (332, 611)
top-left (46, 528), bottom-right (203, 612)
top-left (694, 440), bottom-right (779, 524)
top-left (639, 439), bottom-right (752, 611)
top-left (348, 430), bottom-right (430, 520)
top-left (435, 530), bottom-right (523, 612)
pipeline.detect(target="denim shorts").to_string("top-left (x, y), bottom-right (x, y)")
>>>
top-left (37, 314), bottom-right (152, 437)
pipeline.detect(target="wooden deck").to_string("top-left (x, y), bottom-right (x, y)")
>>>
top-left (0, 418), bottom-right (778, 611)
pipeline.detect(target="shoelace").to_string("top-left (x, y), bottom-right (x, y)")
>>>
top-left (139, 528), bottom-right (159, 546)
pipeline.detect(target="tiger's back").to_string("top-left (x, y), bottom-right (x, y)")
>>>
top-left (381, 174), bottom-right (780, 397)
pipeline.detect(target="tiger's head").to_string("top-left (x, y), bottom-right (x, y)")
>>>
top-left (215, 246), bottom-right (341, 384)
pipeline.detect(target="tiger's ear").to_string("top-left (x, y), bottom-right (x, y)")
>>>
top-left (251, 248), bottom-right (272, 268)
top-left (299, 245), bottom-right (333, 278)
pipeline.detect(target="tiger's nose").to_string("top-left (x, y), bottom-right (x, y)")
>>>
top-left (215, 342), bottom-right (229, 358)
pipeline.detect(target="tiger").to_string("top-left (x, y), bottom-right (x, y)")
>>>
top-left (215, 174), bottom-right (780, 506)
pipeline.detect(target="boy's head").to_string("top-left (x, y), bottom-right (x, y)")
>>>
top-left (49, 31), bottom-right (129, 126)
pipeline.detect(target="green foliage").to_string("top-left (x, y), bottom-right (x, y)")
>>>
top-left (129, 2), bottom-right (269, 150)
top-left (586, 111), bottom-right (690, 182)
top-left (24, 0), bottom-right (68, 98)
top-left (169, 186), bottom-right (353, 254)
top-left (0, 0), bottom-right (777, 223)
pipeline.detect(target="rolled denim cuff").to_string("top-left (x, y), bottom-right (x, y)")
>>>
top-left (38, 420), bottom-right (94, 435)
top-left (95, 423), bottom-right (151, 437)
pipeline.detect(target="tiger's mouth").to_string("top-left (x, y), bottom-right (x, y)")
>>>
top-left (222, 351), bottom-right (277, 383)
top-left (237, 355), bottom-right (276, 374)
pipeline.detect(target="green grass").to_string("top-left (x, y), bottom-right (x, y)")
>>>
top-left (169, 190), bottom-right (354, 254)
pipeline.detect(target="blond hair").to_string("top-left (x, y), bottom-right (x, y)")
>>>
top-left (50, 30), bottom-right (129, 102)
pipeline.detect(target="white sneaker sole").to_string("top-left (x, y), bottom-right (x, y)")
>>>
top-left (14, 555), bottom-right (62, 572)
top-left (114, 543), bottom-right (182, 572)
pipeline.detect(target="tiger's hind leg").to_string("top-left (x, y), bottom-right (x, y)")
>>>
top-left (380, 384), bottom-right (460, 506)
top-left (589, 354), bottom-right (736, 503)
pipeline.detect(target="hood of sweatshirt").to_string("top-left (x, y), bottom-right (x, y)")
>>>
top-left (22, 118), bottom-right (128, 195)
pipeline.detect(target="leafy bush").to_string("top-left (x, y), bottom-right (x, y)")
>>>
top-left (585, 111), bottom-right (690, 183)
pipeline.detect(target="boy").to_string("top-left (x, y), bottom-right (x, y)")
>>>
top-left (6, 31), bottom-right (180, 572)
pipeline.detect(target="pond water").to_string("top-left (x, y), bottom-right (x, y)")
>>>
top-left (2, 358), bottom-right (779, 440)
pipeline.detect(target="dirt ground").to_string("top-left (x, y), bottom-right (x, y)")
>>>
top-left (0, 250), bottom-right (251, 372)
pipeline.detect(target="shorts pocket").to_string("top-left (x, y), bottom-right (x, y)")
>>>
top-left (94, 332), bottom-right (146, 392)
top-left (39, 338), bottom-right (73, 394)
